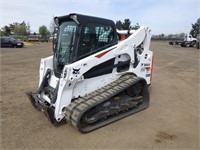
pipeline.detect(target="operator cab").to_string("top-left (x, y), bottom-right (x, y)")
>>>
top-left (53, 13), bottom-right (118, 77)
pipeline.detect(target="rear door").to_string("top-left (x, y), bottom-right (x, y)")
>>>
top-left (2, 37), bottom-right (12, 47)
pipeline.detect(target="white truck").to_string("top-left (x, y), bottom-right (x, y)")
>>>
top-left (180, 34), bottom-right (197, 47)
top-left (169, 34), bottom-right (197, 48)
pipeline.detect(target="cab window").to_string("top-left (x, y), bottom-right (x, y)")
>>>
top-left (78, 23), bottom-right (114, 58)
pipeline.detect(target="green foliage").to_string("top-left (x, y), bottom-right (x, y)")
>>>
top-left (116, 19), bottom-right (140, 30)
top-left (152, 33), bottom-right (185, 41)
top-left (1, 25), bottom-right (11, 35)
top-left (190, 18), bottom-right (200, 38)
top-left (12, 24), bottom-right (26, 35)
top-left (19, 37), bottom-right (29, 41)
top-left (132, 23), bottom-right (140, 30)
top-left (122, 19), bottom-right (131, 30)
top-left (116, 20), bottom-right (123, 30)
top-left (39, 25), bottom-right (49, 37)
top-left (178, 33), bottom-right (185, 39)
top-left (1, 21), bottom-right (31, 36)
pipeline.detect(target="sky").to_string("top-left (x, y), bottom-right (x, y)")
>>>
top-left (0, 0), bottom-right (199, 35)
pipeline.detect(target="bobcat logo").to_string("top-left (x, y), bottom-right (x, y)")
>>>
top-left (73, 68), bottom-right (80, 74)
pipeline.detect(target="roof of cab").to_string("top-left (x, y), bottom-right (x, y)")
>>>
top-left (54, 13), bottom-right (115, 26)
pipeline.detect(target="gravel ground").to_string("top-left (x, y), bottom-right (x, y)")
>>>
top-left (1, 41), bottom-right (199, 149)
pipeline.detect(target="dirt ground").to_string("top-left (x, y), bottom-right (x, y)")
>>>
top-left (1, 41), bottom-right (199, 149)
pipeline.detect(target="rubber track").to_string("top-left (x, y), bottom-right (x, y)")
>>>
top-left (65, 74), bottom-right (142, 133)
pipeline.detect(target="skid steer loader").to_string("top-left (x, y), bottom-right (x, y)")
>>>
top-left (27, 13), bottom-right (154, 133)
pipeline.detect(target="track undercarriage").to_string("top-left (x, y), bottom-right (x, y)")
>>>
top-left (27, 74), bottom-right (149, 133)
top-left (65, 74), bottom-right (149, 133)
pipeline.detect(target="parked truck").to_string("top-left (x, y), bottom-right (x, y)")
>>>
top-left (169, 34), bottom-right (197, 48)
top-left (180, 34), bottom-right (197, 47)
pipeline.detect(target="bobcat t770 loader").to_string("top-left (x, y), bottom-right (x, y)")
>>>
top-left (27, 13), bottom-right (154, 133)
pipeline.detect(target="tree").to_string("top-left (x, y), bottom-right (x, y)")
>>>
top-left (1, 25), bottom-right (11, 35)
top-left (39, 25), bottom-right (48, 37)
top-left (190, 18), bottom-right (200, 38)
top-left (116, 20), bottom-right (123, 30)
top-left (26, 22), bottom-right (31, 35)
top-left (11, 21), bottom-right (30, 35)
top-left (132, 23), bottom-right (140, 30)
top-left (0, 29), bottom-right (4, 36)
top-left (116, 19), bottom-right (140, 30)
top-left (168, 34), bottom-right (174, 39)
top-left (122, 19), bottom-right (131, 30)
top-left (12, 24), bottom-right (26, 35)
top-left (0, 21), bottom-right (31, 36)
top-left (157, 34), bottom-right (165, 39)
top-left (178, 33), bottom-right (185, 39)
